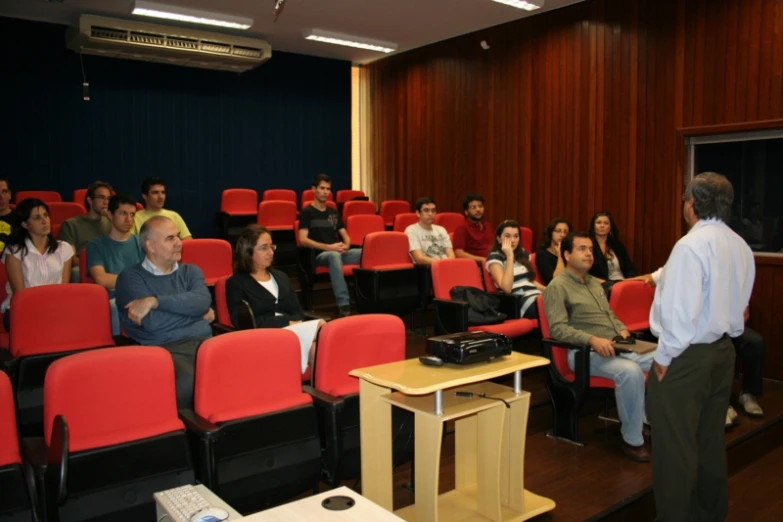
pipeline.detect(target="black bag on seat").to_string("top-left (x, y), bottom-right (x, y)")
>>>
top-left (449, 286), bottom-right (507, 326)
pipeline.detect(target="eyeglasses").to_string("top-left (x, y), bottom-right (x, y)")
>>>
top-left (254, 244), bottom-right (277, 252)
top-left (92, 195), bottom-right (110, 201)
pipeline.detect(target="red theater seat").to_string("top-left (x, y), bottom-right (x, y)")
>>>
top-left (48, 202), bottom-right (86, 226)
top-left (15, 191), bottom-right (61, 204)
top-left (434, 212), bottom-right (463, 235)
top-left (263, 189), bottom-right (297, 204)
top-left (220, 188), bottom-right (258, 215)
top-left (183, 329), bottom-right (321, 512)
top-left (380, 200), bottom-right (411, 228)
top-left (335, 189), bottom-right (365, 203)
top-left (308, 315), bottom-right (413, 486)
top-left (392, 212), bottom-right (418, 232)
top-left (0, 371), bottom-right (34, 520)
top-left (180, 239), bottom-right (233, 285)
top-left (40, 346), bottom-right (192, 520)
top-left (257, 200), bottom-right (297, 230)
top-left (353, 232), bottom-right (419, 315)
top-left (342, 200), bottom-right (376, 221)
top-left (609, 280), bottom-right (655, 332)
top-left (345, 214), bottom-right (384, 247)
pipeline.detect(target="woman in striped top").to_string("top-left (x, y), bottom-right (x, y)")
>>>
top-left (485, 220), bottom-right (544, 319)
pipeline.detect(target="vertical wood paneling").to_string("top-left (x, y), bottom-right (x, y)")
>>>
top-left (365, 0), bottom-right (783, 376)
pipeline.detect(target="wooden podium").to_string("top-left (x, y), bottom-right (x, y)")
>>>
top-left (349, 352), bottom-right (556, 522)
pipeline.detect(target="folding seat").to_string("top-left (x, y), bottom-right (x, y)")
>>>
top-left (380, 200), bottom-right (412, 228)
top-left (262, 189), bottom-right (297, 204)
top-left (180, 239), bottom-right (233, 286)
top-left (216, 189), bottom-right (259, 245)
top-left (335, 189), bottom-right (366, 203)
top-left (608, 280), bottom-right (655, 333)
top-left (0, 372), bottom-right (34, 522)
top-left (294, 220), bottom-right (358, 311)
top-left (521, 226), bottom-right (534, 253)
top-left (433, 212), bottom-right (464, 235)
top-left (342, 200), bottom-right (376, 221)
top-left (345, 214), bottom-right (384, 247)
top-left (257, 200), bottom-right (297, 230)
top-left (213, 276), bottom-right (235, 331)
top-left (353, 232), bottom-right (419, 315)
top-left (431, 258), bottom-right (537, 338)
top-left (39, 346), bottom-right (194, 521)
top-left (182, 329), bottom-right (321, 513)
top-left (15, 191), bottom-right (62, 204)
top-left (78, 251), bottom-right (94, 284)
top-left (220, 188), bottom-right (258, 216)
top-left (392, 212), bottom-right (418, 232)
top-left (72, 188), bottom-right (88, 205)
top-left (537, 295), bottom-right (645, 444)
top-left (47, 202), bottom-right (85, 226)
top-left (6, 284), bottom-right (114, 435)
top-left (51, 224), bottom-right (61, 239)
top-left (307, 314), bottom-right (413, 487)
top-left (301, 189), bottom-right (334, 208)
top-left (0, 260), bottom-right (9, 349)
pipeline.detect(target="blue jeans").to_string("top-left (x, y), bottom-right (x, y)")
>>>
top-left (569, 349), bottom-right (654, 447)
top-left (315, 249), bottom-right (362, 307)
top-left (109, 298), bottom-right (120, 336)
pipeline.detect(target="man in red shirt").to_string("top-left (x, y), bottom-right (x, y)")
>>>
top-left (453, 193), bottom-right (494, 261)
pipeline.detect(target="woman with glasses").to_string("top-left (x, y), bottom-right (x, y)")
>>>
top-left (2, 199), bottom-right (74, 332)
top-left (226, 225), bottom-right (324, 374)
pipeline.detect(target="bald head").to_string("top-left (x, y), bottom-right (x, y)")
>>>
top-left (139, 216), bottom-right (182, 270)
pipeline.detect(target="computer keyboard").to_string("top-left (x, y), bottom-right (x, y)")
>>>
top-left (155, 484), bottom-right (211, 522)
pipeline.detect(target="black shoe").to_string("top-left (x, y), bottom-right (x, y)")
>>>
top-left (338, 307), bottom-right (351, 317)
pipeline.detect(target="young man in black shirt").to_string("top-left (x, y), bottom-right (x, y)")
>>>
top-left (298, 174), bottom-right (361, 316)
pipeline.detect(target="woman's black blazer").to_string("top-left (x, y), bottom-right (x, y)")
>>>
top-left (225, 269), bottom-right (304, 328)
top-left (589, 238), bottom-right (637, 280)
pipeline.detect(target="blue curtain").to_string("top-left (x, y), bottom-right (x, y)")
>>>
top-left (0, 17), bottom-right (351, 238)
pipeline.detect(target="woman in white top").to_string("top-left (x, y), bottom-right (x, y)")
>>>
top-left (486, 220), bottom-right (544, 319)
top-left (225, 225), bottom-right (325, 374)
top-left (2, 198), bottom-right (75, 331)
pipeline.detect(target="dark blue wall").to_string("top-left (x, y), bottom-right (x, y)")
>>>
top-left (0, 17), bottom-right (352, 237)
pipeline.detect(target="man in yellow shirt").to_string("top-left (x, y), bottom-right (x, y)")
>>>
top-left (132, 177), bottom-right (192, 240)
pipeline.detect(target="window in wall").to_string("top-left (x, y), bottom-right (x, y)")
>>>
top-left (688, 129), bottom-right (783, 253)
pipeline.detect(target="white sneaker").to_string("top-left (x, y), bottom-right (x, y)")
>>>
top-left (725, 405), bottom-right (738, 428)
top-left (739, 393), bottom-right (764, 417)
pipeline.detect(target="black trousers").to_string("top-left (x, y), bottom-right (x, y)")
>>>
top-left (732, 327), bottom-right (765, 397)
top-left (648, 336), bottom-right (735, 522)
top-left (161, 337), bottom-right (208, 410)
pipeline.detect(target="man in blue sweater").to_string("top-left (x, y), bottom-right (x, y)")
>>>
top-left (115, 215), bottom-right (214, 407)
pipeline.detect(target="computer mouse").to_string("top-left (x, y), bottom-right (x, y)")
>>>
top-left (190, 507), bottom-right (229, 522)
top-left (419, 355), bottom-right (444, 367)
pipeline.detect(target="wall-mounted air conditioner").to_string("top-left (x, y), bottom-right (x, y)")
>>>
top-left (66, 15), bottom-right (271, 72)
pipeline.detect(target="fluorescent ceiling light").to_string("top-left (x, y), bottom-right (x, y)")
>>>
top-left (132, 1), bottom-right (253, 30)
top-left (303, 29), bottom-right (397, 54)
top-left (491, 0), bottom-right (544, 11)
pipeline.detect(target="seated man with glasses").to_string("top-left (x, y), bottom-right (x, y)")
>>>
top-left (226, 225), bottom-right (325, 375)
top-left (60, 180), bottom-right (112, 280)
top-left (405, 197), bottom-right (455, 265)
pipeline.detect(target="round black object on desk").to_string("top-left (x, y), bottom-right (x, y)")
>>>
top-left (321, 496), bottom-right (356, 510)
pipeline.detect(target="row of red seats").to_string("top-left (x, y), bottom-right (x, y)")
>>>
top-left (221, 188), bottom-right (369, 214)
top-left (0, 304), bottom-right (411, 519)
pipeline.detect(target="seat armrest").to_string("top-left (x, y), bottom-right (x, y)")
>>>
top-left (433, 298), bottom-right (469, 334)
top-left (21, 437), bottom-right (48, 473)
top-left (178, 409), bottom-right (221, 439)
top-left (303, 311), bottom-right (330, 322)
top-left (113, 335), bottom-right (137, 346)
top-left (541, 338), bottom-right (590, 351)
top-left (540, 338), bottom-right (590, 384)
top-left (303, 385), bottom-right (344, 411)
top-left (495, 293), bottom-right (525, 319)
top-left (211, 323), bottom-right (235, 335)
top-left (296, 247), bottom-right (317, 281)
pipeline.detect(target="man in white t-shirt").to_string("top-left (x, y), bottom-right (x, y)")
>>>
top-left (404, 197), bottom-right (455, 265)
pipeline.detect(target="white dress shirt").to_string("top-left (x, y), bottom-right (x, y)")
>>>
top-left (1, 238), bottom-right (75, 311)
top-left (650, 218), bottom-right (755, 366)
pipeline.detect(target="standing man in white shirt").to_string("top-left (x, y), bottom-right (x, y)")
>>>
top-left (648, 172), bottom-right (755, 522)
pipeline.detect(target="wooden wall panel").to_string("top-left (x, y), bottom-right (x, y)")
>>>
top-left (366, 0), bottom-right (783, 379)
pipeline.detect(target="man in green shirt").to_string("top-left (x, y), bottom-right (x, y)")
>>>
top-left (60, 181), bottom-right (112, 281)
top-left (543, 231), bottom-right (654, 462)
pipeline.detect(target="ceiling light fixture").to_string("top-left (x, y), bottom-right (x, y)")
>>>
top-left (131, 1), bottom-right (253, 30)
top-left (303, 29), bottom-right (397, 54)
top-left (491, 0), bottom-right (544, 11)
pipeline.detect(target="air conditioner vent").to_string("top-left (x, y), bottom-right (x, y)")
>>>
top-left (68, 15), bottom-right (271, 73)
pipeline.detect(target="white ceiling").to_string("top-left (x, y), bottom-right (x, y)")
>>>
top-left (0, 0), bottom-right (585, 64)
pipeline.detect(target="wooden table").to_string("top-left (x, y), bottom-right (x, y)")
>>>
top-left (349, 352), bottom-right (556, 522)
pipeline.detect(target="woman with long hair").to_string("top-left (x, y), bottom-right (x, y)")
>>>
top-left (1, 198), bottom-right (74, 331)
top-left (535, 217), bottom-right (572, 285)
top-left (485, 220), bottom-right (543, 319)
top-left (588, 211), bottom-right (637, 283)
top-left (226, 225), bottom-right (325, 374)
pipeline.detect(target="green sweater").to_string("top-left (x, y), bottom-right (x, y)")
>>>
top-left (542, 271), bottom-right (627, 346)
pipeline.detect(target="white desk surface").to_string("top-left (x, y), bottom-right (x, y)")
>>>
top-left (242, 487), bottom-right (405, 521)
